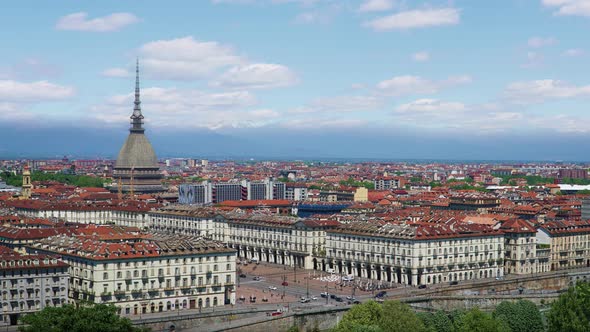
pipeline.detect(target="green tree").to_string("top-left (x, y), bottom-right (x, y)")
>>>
top-left (332, 300), bottom-right (383, 332)
top-left (19, 303), bottom-right (149, 332)
top-left (378, 301), bottom-right (428, 332)
top-left (419, 311), bottom-right (453, 332)
top-left (456, 308), bottom-right (511, 332)
top-left (493, 300), bottom-right (543, 332)
top-left (547, 281), bottom-right (590, 332)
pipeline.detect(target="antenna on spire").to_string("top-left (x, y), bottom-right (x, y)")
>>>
top-left (130, 58), bottom-right (145, 133)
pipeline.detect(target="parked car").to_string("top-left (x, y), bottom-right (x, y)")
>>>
top-left (311, 296), bottom-right (318, 301)
top-left (348, 300), bottom-right (361, 305)
top-left (320, 292), bottom-right (329, 298)
top-left (300, 298), bottom-right (310, 303)
top-left (239, 273), bottom-right (247, 278)
top-left (418, 284), bottom-right (427, 289)
top-left (330, 294), bottom-right (337, 299)
top-left (334, 296), bottom-right (343, 302)
top-left (253, 276), bottom-right (262, 281)
top-left (450, 281), bottom-right (459, 286)
top-left (281, 281), bottom-right (289, 286)
top-left (375, 291), bottom-right (387, 298)
top-left (268, 286), bottom-right (277, 290)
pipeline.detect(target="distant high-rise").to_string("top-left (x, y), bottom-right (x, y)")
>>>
top-left (111, 60), bottom-right (164, 194)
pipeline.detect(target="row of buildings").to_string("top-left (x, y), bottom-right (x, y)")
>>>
top-left (0, 224), bottom-right (237, 327)
top-left (178, 178), bottom-right (286, 204)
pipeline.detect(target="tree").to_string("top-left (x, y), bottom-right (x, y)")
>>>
top-left (547, 281), bottom-right (590, 332)
top-left (493, 300), bottom-right (543, 332)
top-left (378, 301), bottom-right (427, 332)
top-left (332, 300), bottom-right (383, 332)
top-left (455, 307), bottom-right (511, 332)
top-left (419, 311), bottom-right (453, 332)
top-left (19, 303), bottom-right (149, 332)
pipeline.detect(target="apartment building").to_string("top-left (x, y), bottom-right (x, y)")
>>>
top-left (27, 233), bottom-right (236, 315)
top-left (0, 246), bottom-right (69, 326)
top-left (149, 205), bottom-right (218, 237)
top-left (537, 220), bottom-right (590, 271)
top-left (324, 221), bottom-right (505, 286)
top-left (500, 219), bottom-right (550, 275)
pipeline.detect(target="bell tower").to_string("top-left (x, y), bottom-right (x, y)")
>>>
top-left (21, 164), bottom-right (32, 199)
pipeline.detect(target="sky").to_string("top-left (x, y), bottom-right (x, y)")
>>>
top-left (2, 0), bottom-right (590, 160)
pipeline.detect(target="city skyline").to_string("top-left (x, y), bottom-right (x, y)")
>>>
top-left (2, 0), bottom-right (590, 160)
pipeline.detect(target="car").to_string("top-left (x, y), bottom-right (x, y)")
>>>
top-left (495, 276), bottom-right (504, 280)
top-left (346, 296), bottom-right (354, 300)
top-left (270, 311), bottom-right (282, 316)
top-left (311, 296), bottom-right (318, 301)
top-left (320, 292), bottom-right (329, 298)
top-left (281, 281), bottom-right (289, 286)
top-left (268, 286), bottom-right (277, 290)
top-left (253, 276), bottom-right (261, 281)
top-left (330, 294), bottom-right (336, 299)
top-left (375, 291), bottom-right (387, 298)
top-left (450, 281), bottom-right (459, 286)
top-left (418, 284), bottom-right (427, 289)
top-left (348, 300), bottom-right (361, 305)
top-left (239, 273), bottom-right (247, 278)
top-left (334, 296), bottom-right (343, 302)
top-left (300, 298), bottom-right (310, 303)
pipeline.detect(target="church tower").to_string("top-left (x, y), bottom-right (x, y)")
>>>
top-left (111, 59), bottom-right (164, 194)
top-left (21, 164), bottom-right (32, 199)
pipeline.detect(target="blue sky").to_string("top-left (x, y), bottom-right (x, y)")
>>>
top-left (2, 0), bottom-right (590, 160)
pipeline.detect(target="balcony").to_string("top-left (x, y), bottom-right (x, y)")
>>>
top-left (164, 286), bottom-right (175, 292)
top-left (131, 289), bottom-right (143, 295)
top-left (100, 292), bottom-right (112, 300)
top-left (114, 290), bottom-right (126, 296)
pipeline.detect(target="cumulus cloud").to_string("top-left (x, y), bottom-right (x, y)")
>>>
top-left (376, 75), bottom-right (471, 96)
top-left (56, 12), bottom-right (139, 32)
top-left (364, 8), bottom-right (460, 31)
top-left (528, 36), bottom-right (557, 48)
top-left (504, 79), bottom-right (590, 103)
top-left (92, 87), bottom-right (268, 129)
top-left (412, 51), bottom-right (430, 62)
top-left (563, 48), bottom-right (584, 57)
top-left (395, 99), bottom-right (467, 113)
top-left (309, 95), bottom-right (383, 112)
top-left (542, 0), bottom-right (590, 17)
top-left (0, 80), bottom-right (75, 102)
top-left (138, 36), bottom-right (243, 80)
top-left (212, 63), bottom-right (298, 89)
top-left (359, 0), bottom-right (394, 12)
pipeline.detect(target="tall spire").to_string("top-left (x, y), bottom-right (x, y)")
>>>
top-left (130, 58), bottom-right (145, 133)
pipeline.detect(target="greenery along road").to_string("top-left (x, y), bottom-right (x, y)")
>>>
top-left (317, 281), bottom-right (590, 332)
top-left (1, 170), bottom-right (107, 188)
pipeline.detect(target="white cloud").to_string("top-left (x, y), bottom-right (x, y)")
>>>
top-left (395, 99), bottom-right (467, 113)
top-left (528, 36), bottom-right (557, 48)
top-left (0, 80), bottom-right (75, 102)
top-left (522, 51), bottom-right (544, 68)
top-left (94, 87), bottom-right (264, 129)
top-left (504, 79), bottom-right (590, 103)
top-left (56, 12), bottom-right (139, 32)
top-left (364, 8), bottom-right (460, 31)
top-left (212, 63), bottom-right (298, 89)
top-left (563, 48), bottom-right (584, 56)
top-left (101, 68), bottom-right (130, 78)
top-left (376, 75), bottom-right (471, 96)
top-left (309, 95), bottom-right (383, 112)
top-left (542, 0), bottom-right (590, 17)
top-left (138, 36), bottom-right (243, 80)
top-left (412, 51), bottom-right (430, 62)
top-left (359, 0), bottom-right (394, 12)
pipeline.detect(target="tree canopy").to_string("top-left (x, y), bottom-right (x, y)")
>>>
top-left (492, 300), bottom-right (543, 332)
top-left (1, 171), bottom-right (106, 188)
top-left (19, 303), bottom-right (149, 332)
top-left (546, 281), bottom-right (590, 332)
top-left (332, 300), bottom-right (426, 332)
